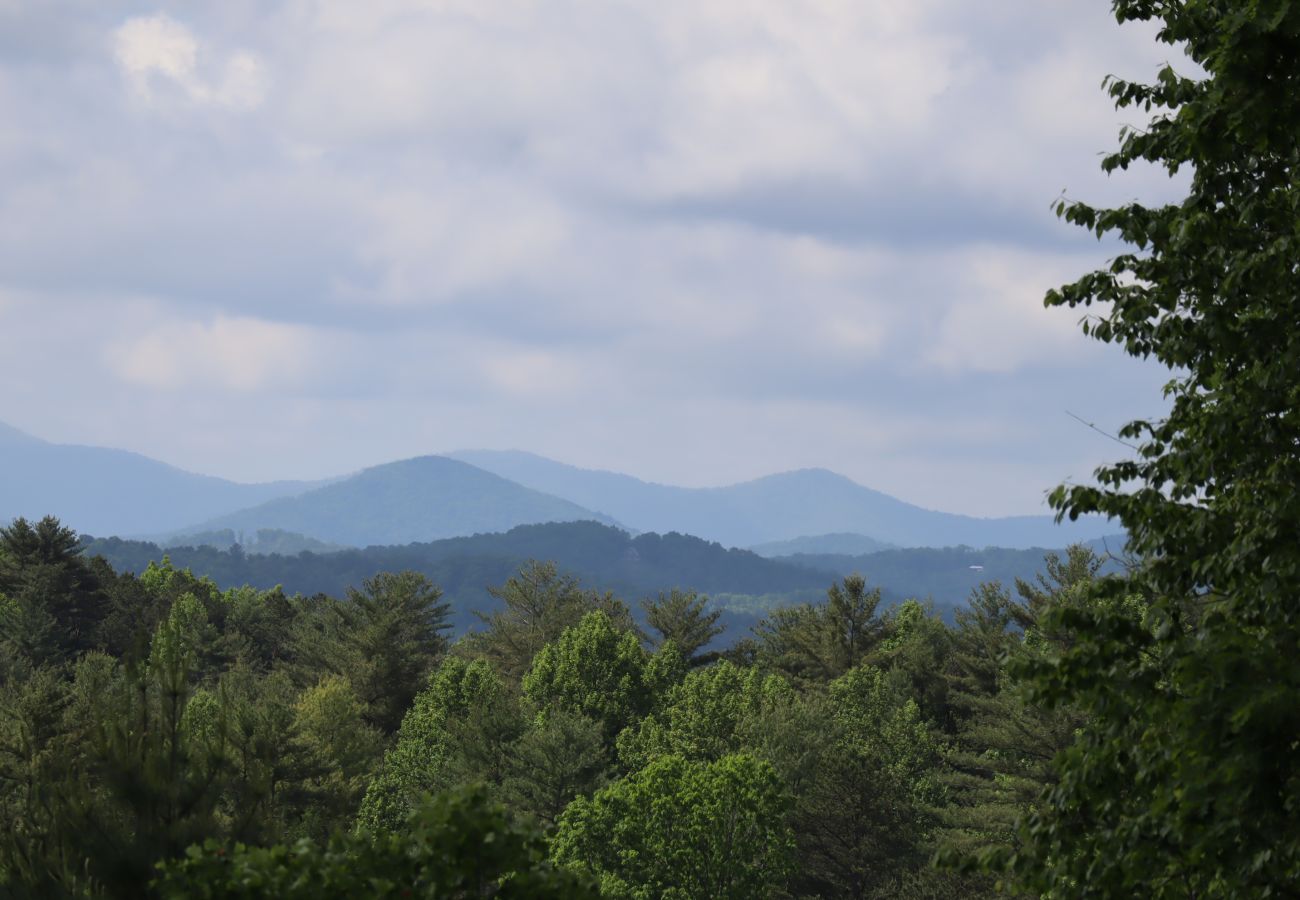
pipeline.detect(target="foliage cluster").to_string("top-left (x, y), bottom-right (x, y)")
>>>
top-left (1, 513), bottom-right (1107, 898)
top-left (974, 1), bottom-right (1300, 896)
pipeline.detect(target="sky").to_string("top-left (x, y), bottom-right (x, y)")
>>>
top-left (0, 1), bottom-right (1191, 516)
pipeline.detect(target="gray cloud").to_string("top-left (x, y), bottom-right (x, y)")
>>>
top-left (0, 0), bottom-right (1185, 516)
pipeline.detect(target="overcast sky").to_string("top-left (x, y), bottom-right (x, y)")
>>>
top-left (0, 1), bottom-right (1190, 515)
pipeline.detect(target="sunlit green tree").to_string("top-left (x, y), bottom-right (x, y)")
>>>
top-left (553, 753), bottom-right (794, 900)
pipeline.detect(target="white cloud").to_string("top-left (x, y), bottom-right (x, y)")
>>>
top-left (636, 0), bottom-right (960, 196)
top-left (348, 177), bottom-right (572, 304)
top-left (114, 15), bottom-right (197, 84)
top-left (270, 0), bottom-right (962, 200)
top-left (104, 315), bottom-right (323, 392)
top-left (479, 348), bottom-right (582, 398)
top-left (113, 14), bottom-right (267, 110)
top-left (922, 247), bottom-right (1098, 374)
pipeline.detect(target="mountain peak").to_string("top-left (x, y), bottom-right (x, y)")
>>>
top-left (0, 421), bottom-right (42, 446)
top-left (738, 466), bottom-right (870, 492)
top-left (166, 453), bottom-right (618, 547)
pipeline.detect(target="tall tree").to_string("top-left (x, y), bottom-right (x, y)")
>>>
top-left (616, 660), bottom-right (793, 771)
top-left (870, 599), bottom-right (955, 729)
top-left (756, 574), bottom-right (884, 682)
top-left (783, 664), bottom-right (941, 900)
top-left (0, 516), bottom-right (107, 665)
top-left (289, 674), bottom-right (384, 836)
top-left (522, 611), bottom-right (669, 744)
top-left (464, 561), bottom-right (634, 683)
top-left (642, 589), bottom-right (723, 665)
top-left (553, 753), bottom-right (794, 900)
top-left (0, 597), bottom-right (232, 896)
top-left (356, 656), bottom-right (522, 832)
top-left (998, 2), bottom-right (1300, 895)
top-left (294, 571), bottom-right (450, 734)
top-left (503, 710), bottom-right (610, 827)
top-left (938, 554), bottom-right (1101, 882)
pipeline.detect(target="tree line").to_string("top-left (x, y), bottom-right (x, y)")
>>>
top-left (1, 512), bottom-right (1108, 897)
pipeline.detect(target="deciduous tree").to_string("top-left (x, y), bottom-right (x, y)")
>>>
top-left (998, 2), bottom-right (1300, 894)
top-left (553, 753), bottom-right (794, 900)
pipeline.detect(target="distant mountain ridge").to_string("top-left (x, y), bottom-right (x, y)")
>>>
top-left (449, 450), bottom-right (1117, 549)
top-left (749, 533), bottom-right (897, 557)
top-left (82, 521), bottom-right (840, 633)
top-left (0, 421), bottom-right (320, 537)
top-left (170, 456), bottom-right (618, 548)
top-left (4, 420), bottom-right (1119, 552)
top-left (82, 520), bottom-right (1118, 637)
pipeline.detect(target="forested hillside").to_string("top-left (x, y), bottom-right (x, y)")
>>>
top-left (80, 521), bottom-right (1117, 636)
top-left (749, 532), bottom-right (897, 557)
top-left (0, 514), bottom-right (1101, 897)
top-left (83, 522), bottom-right (838, 634)
top-left (779, 541), bottom-right (1126, 608)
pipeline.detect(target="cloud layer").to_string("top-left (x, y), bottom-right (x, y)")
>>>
top-left (0, 1), bottom-right (1186, 515)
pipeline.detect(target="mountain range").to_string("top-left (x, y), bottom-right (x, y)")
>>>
top-left (448, 449), bottom-right (1115, 549)
top-left (0, 421), bottom-right (317, 537)
top-left (1, 421), bottom-right (1119, 550)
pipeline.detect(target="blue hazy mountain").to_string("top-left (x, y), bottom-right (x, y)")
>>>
top-left (449, 450), bottom-right (1117, 549)
top-left (6, 419), bottom-right (1118, 552)
top-left (0, 421), bottom-right (318, 537)
top-left (171, 456), bottom-right (618, 547)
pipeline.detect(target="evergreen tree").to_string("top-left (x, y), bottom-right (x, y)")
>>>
top-left (0, 516), bottom-right (107, 665)
top-left (291, 674), bottom-right (384, 837)
top-left (464, 561), bottom-right (635, 683)
top-left (870, 598), bottom-right (956, 729)
top-left (503, 710), bottom-right (609, 827)
top-left (783, 664), bottom-right (941, 899)
top-left (356, 656), bottom-right (521, 832)
top-left (755, 574), bottom-right (884, 683)
top-left (294, 571), bottom-right (450, 734)
top-left (937, 556), bottom-right (1098, 877)
top-left (642, 589), bottom-right (723, 665)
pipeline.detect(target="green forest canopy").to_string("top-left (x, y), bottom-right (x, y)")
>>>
top-left (1, 512), bottom-right (1103, 897)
